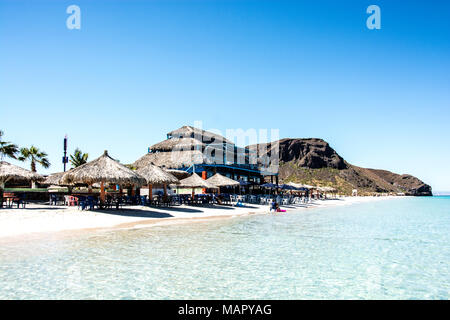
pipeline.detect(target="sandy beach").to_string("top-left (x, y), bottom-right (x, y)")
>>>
top-left (0, 196), bottom-right (400, 240)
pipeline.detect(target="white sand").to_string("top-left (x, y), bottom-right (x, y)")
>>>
top-left (0, 196), bottom-right (400, 239)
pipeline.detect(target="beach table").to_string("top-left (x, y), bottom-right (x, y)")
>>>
top-left (2, 195), bottom-right (15, 208)
top-left (1, 193), bottom-right (26, 208)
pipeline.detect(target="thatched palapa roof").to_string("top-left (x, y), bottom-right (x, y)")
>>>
top-left (136, 164), bottom-right (179, 186)
top-left (150, 138), bottom-right (205, 152)
top-left (42, 171), bottom-right (67, 186)
top-left (287, 182), bottom-right (314, 189)
top-left (178, 173), bottom-right (218, 189)
top-left (61, 150), bottom-right (146, 186)
top-left (168, 126), bottom-right (234, 144)
top-left (317, 186), bottom-right (336, 192)
top-left (0, 161), bottom-right (44, 185)
top-left (47, 185), bottom-right (69, 193)
top-left (134, 150), bottom-right (210, 170)
top-left (207, 173), bottom-right (240, 187)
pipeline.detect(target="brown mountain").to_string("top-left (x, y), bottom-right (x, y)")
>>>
top-left (249, 138), bottom-right (432, 196)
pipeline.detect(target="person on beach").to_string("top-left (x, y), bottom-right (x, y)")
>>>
top-left (270, 199), bottom-right (277, 212)
top-left (274, 202), bottom-right (286, 213)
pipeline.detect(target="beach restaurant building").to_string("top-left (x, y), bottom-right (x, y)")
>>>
top-left (133, 126), bottom-right (277, 185)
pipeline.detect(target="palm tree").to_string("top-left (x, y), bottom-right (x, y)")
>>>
top-left (125, 164), bottom-right (137, 170)
top-left (18, 146), bottom-right (50, 172)
top-left (0, 130), bottom-right (19, 160)
top-left (70, 148), bottom-right (89, 168)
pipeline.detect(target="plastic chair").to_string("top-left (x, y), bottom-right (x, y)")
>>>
top-left (115, 196), bottom-right (124, 210)
top-left (87, 196), bottom-right (97, 210)
top-left (13, 194), bottom-right (26, 208)
top-left (77, 196), bottom-right (87, 210)
top-left (50, 194), bottom-right (58, 206)
top-left (72, 196), bottom-right (79, 206)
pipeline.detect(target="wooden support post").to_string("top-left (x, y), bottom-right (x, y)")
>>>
top-left (0, 182), bottom-right (4, 209)
top-left (163, 184), bottom-right (167, 201)
top-left (202, 170), bottom-right (207, 194)
top-left (100, 181), bottom-right (105, 203)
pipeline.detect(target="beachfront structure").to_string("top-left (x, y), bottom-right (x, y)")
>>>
top-left (133, 126), bottom-right (278, 184)
top-left (0, 161), bottom-right (44, 190)
top-left (207, 173), bottom-right (240, 187)
top-left (0, 161), bottom-right (44, 208)
top-left (0, 161), bottom-right (44, 185)
top-left (42, 171), bottom-right (67, 186)
top-left (62, 150), bottom-right (146, 202)
top-left (136, 163), bottom-right (179, 200)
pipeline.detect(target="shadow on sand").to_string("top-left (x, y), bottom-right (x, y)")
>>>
top-left (1, 206), bottom-right (66, 211)
top-left (95, 203), bottom-right (251, 217)
top-left (94, 208), bottom-right (174, 218)
top-left (149, 206), bottom-right (203, 213)
top-left (185, 204), bottom-right (236, 210)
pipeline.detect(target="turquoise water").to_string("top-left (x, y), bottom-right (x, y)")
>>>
top-left (0, 197), bottom-right (449, 299)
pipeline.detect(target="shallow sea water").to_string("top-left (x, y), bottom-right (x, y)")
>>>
top-left (0, 197), bottom-right (449, 299)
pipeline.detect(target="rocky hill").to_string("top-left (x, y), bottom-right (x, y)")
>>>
top-left (249, 138), bottom-right (432, 196)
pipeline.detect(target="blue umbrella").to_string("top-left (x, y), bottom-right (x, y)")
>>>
top-left (260, 183), bottom-right (277, 189)
top-left (238, 180), bottom-right (251, 186)
top-left (279, 184), bottom-right (296, 190)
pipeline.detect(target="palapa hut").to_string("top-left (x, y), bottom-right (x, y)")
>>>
top-left (207, 173), bottom-right (240, 187)
top-left (206, 173), bottom-right (239, 194)
top-left (317, 186), bottom-right (336, 192)
top-left (316, 186), bottom-right (337, 198)
top-left (286, 182), bottom-right (311, 189)
top-left (43, 172), bottom-right (72, 193)
top-left (178, 173), bottom-right (217, 197)
top-left (0, 161), bottom-right (43, 189)
top-left (42, 172), bottom-right (67, 186)
top-left (61, 150), bottom-right (146, 202)
top-left (136, 164), bottom-right (179, 201)
top-left (0, 161), bottom-right (44, 207)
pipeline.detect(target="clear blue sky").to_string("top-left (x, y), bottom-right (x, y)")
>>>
top-left (1, 0), bottom-right (449, 190)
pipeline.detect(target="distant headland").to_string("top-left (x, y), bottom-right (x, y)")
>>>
top-left (250, 138), bottom-right (432, 196)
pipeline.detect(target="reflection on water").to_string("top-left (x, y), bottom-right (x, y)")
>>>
top-left (0, 197), bottom-right (449, 299)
